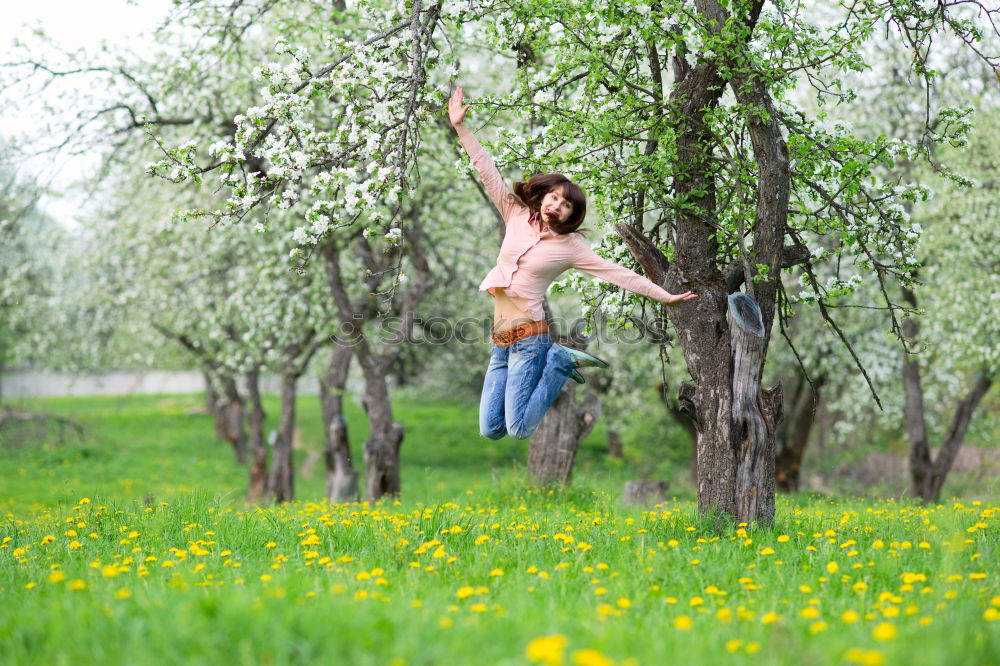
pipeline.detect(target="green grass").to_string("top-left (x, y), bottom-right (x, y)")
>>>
top-left (1, 393), bottom-right (997, 666)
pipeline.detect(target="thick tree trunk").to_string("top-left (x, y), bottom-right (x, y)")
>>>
top-left (775, 373), bottom-right (825, 493)
top-left (320, 342), bottom-right (359, 502)
top-left (269, 372), bottom-right (297, 503)
top-left (663, 382), bottom-right (698, 484)
top-left (359, 361), bottom-right (403, 500)
top-left (528, 383), bottom-right (601, 485)
top-left (214, 374), bottom-right (247, 465)
top-left (245, 364), bottom-right (268, 503)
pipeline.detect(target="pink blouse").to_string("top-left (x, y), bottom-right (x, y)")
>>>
top-left (457, 127), bottom-right (674, 321)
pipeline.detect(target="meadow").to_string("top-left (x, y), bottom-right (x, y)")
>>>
top-left (1, 394), bottom-right (997, 666)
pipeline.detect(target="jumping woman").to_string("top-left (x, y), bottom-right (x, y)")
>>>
top-left (449, 87), bottom-right (697, 440)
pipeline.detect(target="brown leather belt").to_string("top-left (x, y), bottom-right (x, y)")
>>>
top-left (491, 320), bottom-right (549, 347)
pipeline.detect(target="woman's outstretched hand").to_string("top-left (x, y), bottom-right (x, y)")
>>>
top-left (448, 86), bottom-right (471, 128)
top-left (663, 291), bottom-right (698, 306)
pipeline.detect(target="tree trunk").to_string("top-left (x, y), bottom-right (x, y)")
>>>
top-left (924, 375), bottom-right (992, 501)
top-left (606, 429), bottom-right (624, 459)
top-left (528, 384), bottom-right (601, 485)
top-left (214, 374), bottom-right (247, 465)
top-left (269, 371), bottom-right (297, 503)
top-left (901, 277), bottom-right (994, 502)
top-left (320, 342), bottom-right (359, 502)
top-left (664, 381), bottom-right (698, 485)
top-left (204, 371), bottom-right (218, 414)
top-left (775, 372), bottom-right (825, 493)
top-left (359, 360), bottom-right (403, 500)
top-left (245, 363), bottom-right (268, 503)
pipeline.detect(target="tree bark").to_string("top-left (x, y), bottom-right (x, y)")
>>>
top-left (204, 371), bottom-right (218, 414)
top-left (216, 374), bottom-right (247, 465)
top-left (359, 361), bottom-right (404, 499)
top-left (320, 342), bottom-right (359, 502)
top-left (528, 383), bottom-right (601, 485)
top-left (606, 429), bottom-right (624, 459)
top-left (775, 372), bottom-right (825, 493)
top-left (269, 371), bottom-right (297, 503)
top-left (245, 363), bottom-right (268, 503)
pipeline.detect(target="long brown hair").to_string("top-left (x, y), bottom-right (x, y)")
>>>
top-left (513, 173), bottom-right (587, 235)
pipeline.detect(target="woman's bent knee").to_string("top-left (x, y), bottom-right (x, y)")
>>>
top-left (506, 422), bottom-right (536, 440)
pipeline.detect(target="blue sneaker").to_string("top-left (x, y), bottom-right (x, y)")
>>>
top-left (562, 346), bottom-right (610, 369)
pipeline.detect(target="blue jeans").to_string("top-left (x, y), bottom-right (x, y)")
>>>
top-left (479, 333), bottom-right (576, 440)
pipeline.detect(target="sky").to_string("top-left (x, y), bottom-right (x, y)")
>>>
top-left (2, 1), bottom-right (174, 225)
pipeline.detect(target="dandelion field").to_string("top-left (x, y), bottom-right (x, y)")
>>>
top-left (1, 396), bottom-right (997, 666)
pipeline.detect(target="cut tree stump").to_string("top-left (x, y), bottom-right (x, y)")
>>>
top-left (622, 480), bottom-right (670, 506)
top-left (728, 292), bottom-right (776, 525)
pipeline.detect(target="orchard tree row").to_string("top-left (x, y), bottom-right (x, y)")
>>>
top-left (1, 0), bottom-right (996, 519)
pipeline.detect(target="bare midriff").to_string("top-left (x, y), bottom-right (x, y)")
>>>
top-left (492, 288), bottom-right (535, 334)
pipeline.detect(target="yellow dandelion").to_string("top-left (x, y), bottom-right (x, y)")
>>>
top-left (456, 586), bottom-right (474, 599)
top-left (525, 634), bottom-right (568, 666)
top-left (115, 588), bottom-right (132, 600)
top-left (761, 612), bottom-right (779, 624)
top-left (760, 547), bottom-right (775, 556)
top-left (872, 623), bottom-right (897, 641)
top-left (489, 568), bottom-right (505, 577)
top-left (673, 615), bottom-right (693, 630)
top-left (470, 603), bottom-right (488, 613)
top-left (826, 561), bottom-right (839, 574)
top-left (845, 648), bottom-right (885, 666)
top-left (616, 597), bottom-right (631, 609)
top-left (67, 579), bottom-right (86, 591)
top-left (725, 640), bottom-right (742, 652)
top-left (777, 535), bottom-right (790, 542)
top-left (47, 571), bottom-right (66, 584)
top-left (571, 648), bottom-right (614, 666)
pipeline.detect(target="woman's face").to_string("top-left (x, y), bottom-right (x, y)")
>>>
top-left (541, 186), bottom-right (573, 225)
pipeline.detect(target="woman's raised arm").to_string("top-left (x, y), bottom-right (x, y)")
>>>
top-left (450, 87), bottom-right (518, 222)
